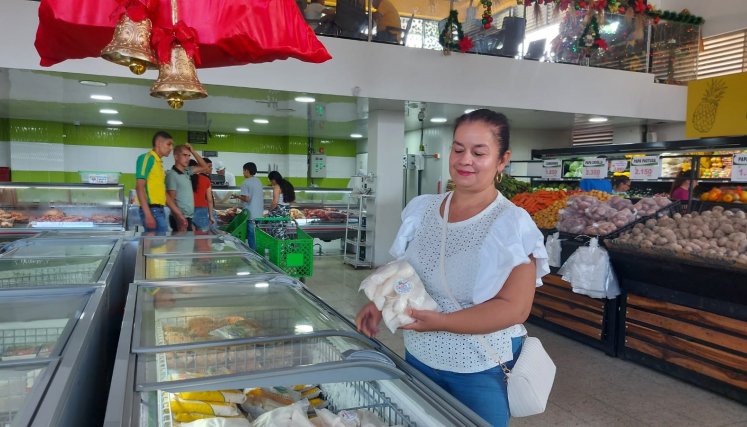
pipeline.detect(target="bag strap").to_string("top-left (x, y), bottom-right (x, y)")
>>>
top-left (440, 191), bottom-right (511, 376)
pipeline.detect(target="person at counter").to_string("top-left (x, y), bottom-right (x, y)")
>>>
top-left (267, 171), bottom-right (296, 239)
top-left (671, 171), bottom-right (697, 201)
top-left (191, 158), bottom-right (215, 231)
top-left (356, 109), bottom-right (549, 426)
top-left (213, 160), bottom-right (236, 187)
top-left (232, 162), bottom-right (264, 249)
top-left (611, 175), bottom-right (631, 195)
top-left (135, 131), bottom-right (175, 233)
top-left (165, 143), bottom-right (210, 232)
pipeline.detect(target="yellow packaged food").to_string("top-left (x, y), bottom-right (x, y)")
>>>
top-left (177, 390), bottom-right (246, 404)
top-left (169, 396), bottom-right (240, 417)
top-left (173, 412), bottom-right (247, 423)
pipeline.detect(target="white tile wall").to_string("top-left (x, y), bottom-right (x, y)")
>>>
top-left (10, 141), bottom-right (64, 171)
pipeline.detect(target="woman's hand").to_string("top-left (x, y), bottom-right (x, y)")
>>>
top-left (355, 302), bottom-right (382, 338)
top-left (400, 308), bottom-right (448, 332)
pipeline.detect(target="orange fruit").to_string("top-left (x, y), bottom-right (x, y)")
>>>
top-left (722, 194), bottom-right (734, 203)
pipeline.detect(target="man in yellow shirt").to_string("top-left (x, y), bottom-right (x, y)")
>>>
top-left (372, 0), bottom-right (401, 43)
top-left (136, 131), bottom-right (180, 232)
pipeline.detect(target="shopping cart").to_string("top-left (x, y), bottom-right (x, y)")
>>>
top-left (255, 217), bottom-right (313, 279)
top-left (222, 209), bottom-right (248, 241)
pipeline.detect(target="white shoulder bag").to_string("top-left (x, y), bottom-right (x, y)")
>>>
top-left (439, 192), bottom-right (556, 418)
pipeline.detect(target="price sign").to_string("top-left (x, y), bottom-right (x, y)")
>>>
top-left (732, 154), bottom-right (747, 182)
top-left (581, 158), bottom-right (608, 179)
top-left (541, 159), bottom-right (562, 179)
top-left (609, 160), bottom-right (628, 173)
top-left (630, 156), bottom-right (661, 181)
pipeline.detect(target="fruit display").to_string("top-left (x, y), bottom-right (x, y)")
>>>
top-left (699, 186), bottom-right (747, 203)
top-left (495, 175), bottom-right (531, 200)
top-left (699, 155), bottom-right (732, 179)
top-left (511, 190), bottom-right (571, 215)
top-left (633, 197), bottom-right (673, 216)
top-left (532, 183), bottom-right (578, 191)
top-left (607, 206), bottom-right (747, 269)
top-left (661, 156), bottom-right (691, 178)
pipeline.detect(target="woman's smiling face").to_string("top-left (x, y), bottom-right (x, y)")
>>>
top-left (449, 121), bottom-right (509, 192)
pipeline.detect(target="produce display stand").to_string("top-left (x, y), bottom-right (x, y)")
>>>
top-left (607, 246), bottom-right (747, 405)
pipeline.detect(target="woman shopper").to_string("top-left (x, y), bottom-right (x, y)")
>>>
top-left (670, 170), bottom-right (696, 201)
top-left (190, 158), bottom-right (215, 231)
top-left (267, 171), bottom-right (296, 239)
top-left (611, 175), bottom-right (631, 195)
top-left (356, 109), bottom-right (549, 427)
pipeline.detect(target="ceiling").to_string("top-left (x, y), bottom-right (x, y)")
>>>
top-left (0, 67), bottom-right (669, 140)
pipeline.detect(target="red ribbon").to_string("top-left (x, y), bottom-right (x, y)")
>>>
top-left (459, 36), bottom-right (474, 53)
top-left (110, 0), bottom-right (158, 22)
top-left (151, 21), bottom-right (201, 66)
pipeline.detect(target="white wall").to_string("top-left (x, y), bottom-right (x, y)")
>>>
top-left (1, 1), bottom-right (689, 124)
top-left (510, 129), bottom-right (573, 161)
top-left (612, 125), bottom-right (644, 145)
top-left (653, 0), bottom-right (747, 37)
top-left (651, 122), bottom-right (687, 142)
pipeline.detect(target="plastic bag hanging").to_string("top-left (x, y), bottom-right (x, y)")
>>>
top-left (557, 238), bottom-right (620, 299)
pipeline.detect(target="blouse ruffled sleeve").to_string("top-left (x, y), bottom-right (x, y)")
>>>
top-left (388, 194), bottom-right (434, 259)
top-left (472, 204), bottom-right (550, 305)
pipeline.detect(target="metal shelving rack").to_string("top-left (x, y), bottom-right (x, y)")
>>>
top-left (343, 194), bottom-right (374, 269)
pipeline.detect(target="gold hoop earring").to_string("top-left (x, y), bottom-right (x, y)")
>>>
top-left (495, 173), bottom-right (503, 184)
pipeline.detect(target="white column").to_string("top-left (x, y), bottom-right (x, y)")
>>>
top-left (368, 107), bottom-right (405, 267)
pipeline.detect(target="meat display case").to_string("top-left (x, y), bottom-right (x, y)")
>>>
top-left (212, 187), bottom-right (353, 241)
top-left (104, 279), bottom-right (490, 426)
top-left (0, 183), bottom-right (126, 231)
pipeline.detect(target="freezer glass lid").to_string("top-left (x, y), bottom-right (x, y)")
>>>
top-left (144, 255), bottom-right (275, 280)
top-left (0, 364), bottom-right (51, 426)
top-left (3, 239), bottom-right (115, 258)
top-left (143, 236), bottom-right (246, 255)
top-left (0, 292), bottom-right (91, 361)
top-left (0, 256), bottom-right (106, 288)
top-left (136, 280), bottom-right (357, 349)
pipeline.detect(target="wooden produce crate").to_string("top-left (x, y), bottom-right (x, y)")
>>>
top-left (530, 273), bottom-right (619, 356)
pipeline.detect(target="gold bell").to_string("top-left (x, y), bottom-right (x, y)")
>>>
top-left (101, 15), bottom-right (158, 75)
top-left (150, 45), bottom-right (208, 109)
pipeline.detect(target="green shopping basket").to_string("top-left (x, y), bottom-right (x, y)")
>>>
top-left (222, 209), bottom-right (248, 241)
top-left (255, 217), bottom-right (313, 279)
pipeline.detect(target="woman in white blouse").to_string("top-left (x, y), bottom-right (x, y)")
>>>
top-left (356, 109), bottom-right (549, 426)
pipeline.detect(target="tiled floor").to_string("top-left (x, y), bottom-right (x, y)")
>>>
top-left (306, 254), bottom-right (747, 427)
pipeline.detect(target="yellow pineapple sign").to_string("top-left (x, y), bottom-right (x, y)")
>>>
top-left (686, 72), bottom-right (747, 138)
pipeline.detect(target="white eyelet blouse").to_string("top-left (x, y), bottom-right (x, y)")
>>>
top-left (390, 192), bottom-right (550, 373)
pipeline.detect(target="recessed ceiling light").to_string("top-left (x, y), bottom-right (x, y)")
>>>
top-left (236, 127), bottom-right (250, 132)
top-left (99, 109), bottom-right (118, 115)
top-left (464, 109), bottom-right (476, 114)
top-left (79, 80), bottom-right (107, 87)
top-left (253, 118), bottom-right (269, 124)
top-left (294, 96), bottom-right (316, 103)
top-left (106, 120), bottom-right (123, 126)
top-left (589, 116), bottom-right (608, 123)
top-left (90, 94), bottom-right (113, 101)
top-left (430, 117), bottom-right (448, 123)
top-left (350, 133), bottom-right (363, 138)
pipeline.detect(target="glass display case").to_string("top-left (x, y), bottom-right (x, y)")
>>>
top-left (2, 237), bottom-right (117, 258)
top-left (0, 183), bottom-right (125, 231)
top-left (212, 187), bottom-right (242, 226)
top-left (105, 279), bottom-right (490, 427)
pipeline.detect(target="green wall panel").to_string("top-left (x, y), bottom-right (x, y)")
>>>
top-left (9, 120), bottom-right (64, 143)
top-left (11, 170), bottom-right (67, 182)
top-left (0, 118), bottom-right (9, 141)
top-left (287, 136), bottom-right (356, 157)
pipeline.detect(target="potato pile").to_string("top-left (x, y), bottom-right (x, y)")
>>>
top-left (611, 206), bottom-right (747, 266)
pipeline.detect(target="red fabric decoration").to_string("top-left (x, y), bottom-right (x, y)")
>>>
top-left (35, 0), bottom-right (331, 68)
top-left (653, 16), bottom-right (660, 24)
top-left (151, 21), bottom-right (201, 65)
top-left (559, 0), bottom-right (572, 11)
top-left (458, 36), bottom-right (474, 53)
top-left (634, 0), bottom-right (646, 14)
top-left (112, 0), bottom-right (158, 22)
top-left (593, 0), bottom-right (607, 11)
top-left (594, 38), bottom-right (608, 49)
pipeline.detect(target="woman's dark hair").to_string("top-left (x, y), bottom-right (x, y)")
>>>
top-left (268, 171), bottom-right (295, 203)
top-left (453, 109), bottom-right (510, 157)
top-left (670, 170), bottom-right (691, 195)
top-left (188, 159), bottom-right (199, 192)
top-left (611, 175), bottom-right (631, 190)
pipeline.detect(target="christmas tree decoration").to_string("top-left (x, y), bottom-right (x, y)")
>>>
top-left (438, 10), bottom-right (474, 53)
top-left (577, 14), bottom-right (606, 50)
top-left (100, 0), bottom-right (159, 75)
top-left (480, 0), bottom-right (494, 29)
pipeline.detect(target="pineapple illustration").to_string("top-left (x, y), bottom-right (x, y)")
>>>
top-left (692, 79), bottom-right (727, 133)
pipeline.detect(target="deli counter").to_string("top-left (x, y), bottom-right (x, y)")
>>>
top-left (213, 187), bottom-right (352, 241)
top-left (0, 183), bottom-right (126, 231)
top-left (104, 278), bottom-right (490, 426)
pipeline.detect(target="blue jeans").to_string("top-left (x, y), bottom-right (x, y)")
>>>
top-left (192, 207), bottom-right (210, 231)
top-left (406, 336), bottom-right (524, 427)
top-left (139, 207), bottom-right (168, 233)
top-left (247, 219), bottom-right (256, 250)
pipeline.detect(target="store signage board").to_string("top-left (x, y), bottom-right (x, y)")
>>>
top-left (686, 73), bottom-right (747, 138)
top-left (609, 160), bottom-right (628, 173)
top-left (581, 158), bottom-right (608, 179)
top-left (541, 159), bottom-right (562, 179)
top-left (732, 154), bottom-right (747, 182)
top-left (630, 156), bottom-right (661, 181)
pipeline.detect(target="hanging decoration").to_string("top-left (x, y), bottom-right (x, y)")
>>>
top-left (101, 0), bottom-right (159, 74)
top-left (150, 0), bottom-right (207, 109)
top-left (438, 10), bottom-right (474, 54)
top-left (518, 0), bottom-right (704, 25)
top-left (645, 8), bottom-right (704, 25)
top-left (577, 14), bottom-right (607, 50)
top-left (480, 0), bottom-right (494, 29)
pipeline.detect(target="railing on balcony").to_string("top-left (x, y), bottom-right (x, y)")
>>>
top-left (300, 1), bottom-right (702, 85)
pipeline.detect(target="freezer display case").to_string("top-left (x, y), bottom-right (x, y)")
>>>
top-left (140, 234), bottom-right (250, 258)
top-left (105, 279), bottom-right (489, 426)
top-left (0, 231), bottom-right (39, 254)
top-left (212, 187), bottom-right (242, 226)
top-left (0, 288), bottom-right (96, 426)
top-left (0, 183), bottom-right (126, 230)
top-left (1, 237), bottom-right (117, 258)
